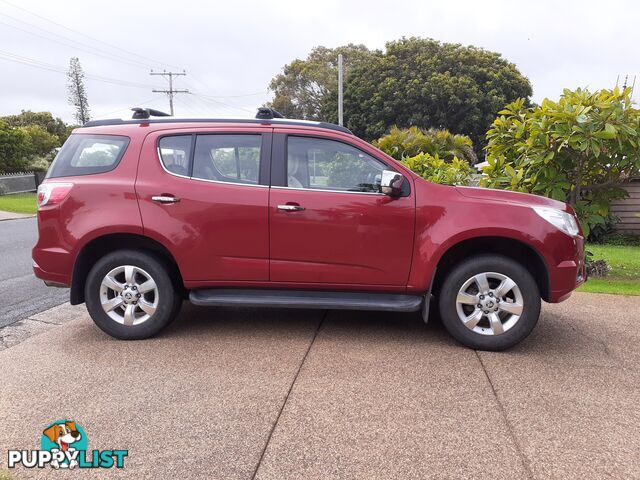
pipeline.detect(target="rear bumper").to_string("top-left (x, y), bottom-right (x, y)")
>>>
top-left (32, 253), bottom-right (71, 288)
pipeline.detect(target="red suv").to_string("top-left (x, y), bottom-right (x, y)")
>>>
top-left (33, 108), bottom-right (585, 350)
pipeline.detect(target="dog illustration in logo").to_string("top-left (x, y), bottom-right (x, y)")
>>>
top-left (43, 421), bottom-right (82, 469)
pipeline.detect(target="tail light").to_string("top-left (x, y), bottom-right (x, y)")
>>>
top-left (37, 182), bottom-right (73, 208)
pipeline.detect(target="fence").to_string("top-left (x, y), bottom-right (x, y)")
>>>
top-left (611, 178), bottom-right (640, 234)
top-left (0, 172), bottom-right (46, 194)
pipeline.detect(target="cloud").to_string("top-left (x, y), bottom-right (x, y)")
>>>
top-left (0, 0), bottom-right (637, 123)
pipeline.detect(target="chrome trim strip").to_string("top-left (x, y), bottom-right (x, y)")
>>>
top-left (271, 186), bottom-right (385, 196)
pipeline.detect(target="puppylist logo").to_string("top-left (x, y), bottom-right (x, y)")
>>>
top-left (7, 420), bottom-right (128, 470)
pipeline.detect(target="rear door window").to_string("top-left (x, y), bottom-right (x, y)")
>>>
top-left (193, 135), bottom-right (261, 184)
top-left (47, 134), bottom-right (129, 178)
top-left (158, 135), bottom-right (193, 177)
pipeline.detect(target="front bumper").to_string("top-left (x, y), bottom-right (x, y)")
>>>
top-left (547, 236), bottom-right (586, 303)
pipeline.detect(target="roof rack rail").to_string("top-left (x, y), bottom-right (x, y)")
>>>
top-left (255, 107), bottom-right (284, 120)
top-left (131, 107), bottom-right (170, 119)
top-left (82, 109), bottom-right (353, 135)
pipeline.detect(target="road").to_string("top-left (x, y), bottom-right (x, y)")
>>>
top-left (0, 217), bottom-right (68, 328)
top-left (0, 293), bottom-right (638, 479)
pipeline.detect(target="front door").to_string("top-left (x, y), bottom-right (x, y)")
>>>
top-left (136, 129), bottom-right (271, 281)
top-left (269, 133), bottom-right (415, 286)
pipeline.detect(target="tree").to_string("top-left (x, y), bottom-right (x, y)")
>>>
top-left (18, 125), bottom-right (59, 157)
top-left (0, 114), bottom-right (64, 172)
top-left (68, 57), bottom-right (90, 124)
top-left (373, 126), bottom-right (478, 164)
top-left (268, 44), bottom-right (374, 120)
top-left (0, 120), bottom-right (31, 172)
top-left (343, 37), bottom-right (532, 147)
top-left (4, 110), bottom-right (73, 144)
top-left (481, 87), bottom-right (640, 236)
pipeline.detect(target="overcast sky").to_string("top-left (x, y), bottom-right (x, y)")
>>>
top-left (0, 0), bottom-right (638, 124)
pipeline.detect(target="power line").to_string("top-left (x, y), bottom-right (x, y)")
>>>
top-left (93, 96), bottom-right (165, 119)
top-left (0, 50), bottom-right (161, 90)
top-left (198, 91), bottom-right (269, 99)
top-left (0, 0), bottom-right (180, 70)
top-left (151, 71), bottom-right (189, 115)
top-left (182, 76), bottom-right (268, 99)
top-left (189, 92), bottom-right (255, 114)
top-left (0, 16), bottom-right (154, 71)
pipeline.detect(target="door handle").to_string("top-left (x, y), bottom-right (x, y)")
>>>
top-left (152, 195), bottom-right (180, 204)
top-left (277, 204), bottom-right (305, 212)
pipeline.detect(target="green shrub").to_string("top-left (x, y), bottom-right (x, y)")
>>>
top-left (592, 231), bottom-right (640, 246)
top-left (585, 250), bottom-right (611, 278)
top-left (401, 153), bottom-right (473, 185)
top-left (481, 87), bottom-right (640, 238)
top-left (28, 154), bottom-right (54, 172)
top-left (374, 126), bottom-right (478, 165)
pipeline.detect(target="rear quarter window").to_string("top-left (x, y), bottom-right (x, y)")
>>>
top-left (47, 134), bottom-right (130, 178)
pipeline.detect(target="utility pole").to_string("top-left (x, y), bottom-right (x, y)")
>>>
top-left (150, 70), bottom-right (188, 115)
top-left (337, 54), bottom-right (344, 126)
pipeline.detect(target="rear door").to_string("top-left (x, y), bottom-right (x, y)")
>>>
top-left (135, 127), bottom-right (272, 281)
top-left (269, 130), bottom-right (415, 286)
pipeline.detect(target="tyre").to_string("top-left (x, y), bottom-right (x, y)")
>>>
top-left (438, 254), bottom-right (541, 351)
top-left (85, 249), bottom-right (181, 340)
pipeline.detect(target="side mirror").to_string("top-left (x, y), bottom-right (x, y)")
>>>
top-left (380, 170), bottom-right (404, 197)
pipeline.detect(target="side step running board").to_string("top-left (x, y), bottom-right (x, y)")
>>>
top-left (189, 289), bottom-right (423, 312)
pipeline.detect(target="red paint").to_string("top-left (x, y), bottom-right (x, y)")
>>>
top-left (135, 127), bottom-right (269, 281)
top-left (33, 120), bottom-right (585, 304)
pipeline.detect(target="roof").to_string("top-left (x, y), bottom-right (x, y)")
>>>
top-left (82, 116), bottom-right (353, 135)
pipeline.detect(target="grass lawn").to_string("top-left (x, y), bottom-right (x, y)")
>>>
top-left (0, 192), bottom-right (37, 214)
top-left (578, 244), bottom-right (640, 295)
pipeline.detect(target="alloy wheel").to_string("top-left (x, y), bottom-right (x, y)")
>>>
top-left (99, 265), bottom-right (159, 326)
top-left (455, 272), bottom-right (524, 336)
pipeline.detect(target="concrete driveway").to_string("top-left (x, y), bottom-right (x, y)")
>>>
top-left (0, 292), bottom-right (638, 479)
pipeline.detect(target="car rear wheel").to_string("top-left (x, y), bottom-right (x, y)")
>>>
top-left (85, 250), bottom-right (181, 340)
top-left (438, 254), bottom-right (541, 351)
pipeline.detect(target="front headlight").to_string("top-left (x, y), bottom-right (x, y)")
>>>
top-left (532, 207), bottom-right (580, 236)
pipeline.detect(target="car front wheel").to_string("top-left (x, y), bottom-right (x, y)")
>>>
top-left (85, 250), bottom-right (181, 340)
top-left (438, 254), bottom-right (541, 351)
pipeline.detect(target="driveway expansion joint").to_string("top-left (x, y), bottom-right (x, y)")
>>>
top-left (27, 317), bottom-right (62, 325)
top-left (250, 309), bottom-right (327, 480)
top-left (475, 350), bottom-right (535, 480)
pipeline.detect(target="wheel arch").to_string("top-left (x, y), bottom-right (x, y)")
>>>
top-left (70, 233), bottom-right (184, 305)
top-left (430, 236), bottom-right (550, 302)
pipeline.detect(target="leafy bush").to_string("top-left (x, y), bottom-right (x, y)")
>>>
top-left (28, 155), bottom-right (54, 172)
top-left (591, 231), bottom-right (640, 246)
top-left (586, 258), bottom-right (612, 277)
top-left (402, 153), bottom-right (473, 185)
top-left (481, 87), bottom-right (640, 237)
top-left (374, 126), bottom-right (478, 165)
top-left (0, 120), bottom-right (59, 173)
top-left (585, 250), bottom-right (611, 278)
top-left (586, 215), bottom-right (617, 243)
